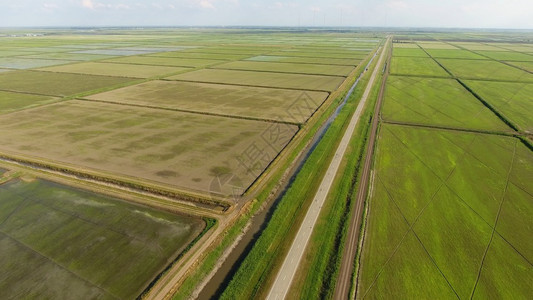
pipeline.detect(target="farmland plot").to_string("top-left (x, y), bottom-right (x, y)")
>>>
top-left (0, 91), bottom-right (59, 114)
top-left (417, 42), bottom-right (458, 49)
top-left (505, 60), bottom-right (533, 72)
top-left (359, 124), bottom-right (533, 299)
top-left (213, 61), bottom-right (353, 76)
top-left (424, 49), bottom-right (487, 60)
top-left (0, 71), bottom-right (132, 96)
top-left (85, 80), bottom-right (328, 124)
top-left (0, 101), bottom-right (298, 196)
top-left (392, 48), bottom-right (429, 57)
top-left (0, 179), bottom-right (204, 299)
top-left (464, 80), bottom-right (533, 132)
top-left (437, 58), bottom-right (533, 82)
top-left (0, 71), bottom-right (133, 96)
top-left (39, 62), bottom-right (189, 79)
top-left (148, 51), bottom-right (247, 60)
top-left (390, 57), bottom-right (450, 77)
top-left (269, 50), bottom-right (366, 59)
top-left (0, 57), bottom-right (74, 69)
top-left (167, 69), bottom-right (345, 92)
top-left (246, 55), bottom-right (358, 66)
top-left (382, 76), bottom-right (510, 131)
top-left (451, 42), bottom-right (502, 51)
top-left (104, 56), bottom-right (222, 68)
top-left (474, 51), bottom-right (533, 62)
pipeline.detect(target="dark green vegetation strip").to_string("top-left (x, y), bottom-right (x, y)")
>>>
top-left (0, 179), bottom-right (206, 299)
top-left (293, 65), bottom-right (381, 300)
top-left (461, 80), bottom-right (533, 133)
top-left (219, 56), bottom-right (378, 299)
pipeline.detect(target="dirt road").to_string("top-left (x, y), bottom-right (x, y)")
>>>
top-left (333, 37), bottom-right (391, 300)
top-left (266, 40), bottom-right (389, 300)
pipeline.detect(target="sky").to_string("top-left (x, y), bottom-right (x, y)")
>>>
top-left (0, 0), bottom-right (532, 29)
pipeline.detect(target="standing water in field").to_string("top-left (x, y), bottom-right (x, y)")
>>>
top-left (0, 179), bottom-right (205, 299)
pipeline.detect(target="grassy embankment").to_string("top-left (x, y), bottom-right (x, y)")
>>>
top-left (288, 54), bottom-right (385, 300)
top-left (171, 48), bottom-right (380, 300)
top-left (219, 47), bottom-right (384, 299)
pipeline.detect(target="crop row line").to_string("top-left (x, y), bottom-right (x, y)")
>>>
top-left (362, 128), bottom-right (480, 298)
top-left (470, 141), bottom-right (518, 299)
top-left (0, 229), bottom-right (120, 299)
top-left (442, 41), bottom-right (533, 75)
top-left (417, 44), bottom-right (524, 134)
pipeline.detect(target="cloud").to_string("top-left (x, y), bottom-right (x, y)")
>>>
top-left (81, 0), bottom-right (94, 9)
top-left (198, 0), bottom-right (215, 9)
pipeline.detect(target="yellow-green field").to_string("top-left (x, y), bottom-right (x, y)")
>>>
top-left (0, 100), bottom-right (298, 196)
top-left (39, 62), bottom-right (189, 78)
top-left (85, 80), bottom-right (328, 124)
top-left (166, 69), bottom-right (345, 91)
top-left (360, 36), bottom-right (533, 299)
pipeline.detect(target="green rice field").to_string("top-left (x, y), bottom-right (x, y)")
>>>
top-left (424, 49), bottom-right (487, 60)
top-left (464, 80), bottom-right (533, 132)
top-left (392, 48), bottom-right (429, 57)
top-left (0, 91), bottom-right (59, 114)
top-left (437, 58), bottom-right (533, 82)
top-left (382, 76), bottom-right (510, 131)
top-left (0, 178), bottom-right (204, 299)
top-left (359, 124), bottom-right (533, 299)
top-left (390, 56), bottom-right (450, 77)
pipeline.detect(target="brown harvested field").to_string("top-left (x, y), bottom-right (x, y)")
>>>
top-left (38, 62), bottom-right (190, 78)
top-left (166, 69), bottom-right (345, 92)
top-left (85, 80), bottom-right (328, 124)
top-left (213, 60), bottom-right (353, 76)
top-left (0, 100), bottom-right (298, 196)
